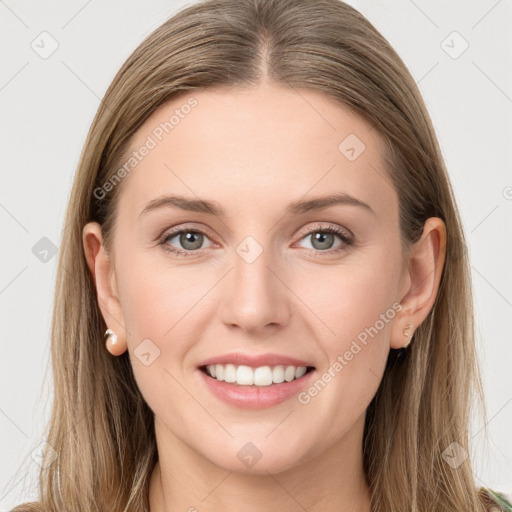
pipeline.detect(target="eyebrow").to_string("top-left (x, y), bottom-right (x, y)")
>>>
top-left (138, 192), bottom-right (375, 219)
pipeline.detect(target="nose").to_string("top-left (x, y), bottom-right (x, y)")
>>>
top-left (220, 240), bottom-right (291, 334)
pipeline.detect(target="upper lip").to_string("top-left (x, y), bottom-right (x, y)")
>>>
top-left (198, 352), bottom-right (315, 369)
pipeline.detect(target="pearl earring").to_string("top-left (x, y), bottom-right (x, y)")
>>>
top-left (403, 322), bottom-right (414, 347)
top-left (104, 328), bottom-right (118, 350)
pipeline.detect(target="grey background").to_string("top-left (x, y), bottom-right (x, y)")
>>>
top-left (1, 0), bottom-right (511, 509)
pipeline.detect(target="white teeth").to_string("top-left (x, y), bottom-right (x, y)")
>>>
top-left (284, 366), bottom-right (296, 382)
top-left (205, 363), bottom-right (310, 386)
top-left (254, 366), bottom-right (273, 386)
top-left (272, 365), bottom-right (285, 383)
top-left (236, 365), bottom-right (254, 385)
top-left (295, 366), bottom-right (307, 379)
top-left (224, 364), bottom-right (236, 383)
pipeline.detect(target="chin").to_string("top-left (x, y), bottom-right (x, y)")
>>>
top-left (203, 438), bottom-right (310, 475)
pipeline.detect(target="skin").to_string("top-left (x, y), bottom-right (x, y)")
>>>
top-left (83, 83), bottom-right (446, 512)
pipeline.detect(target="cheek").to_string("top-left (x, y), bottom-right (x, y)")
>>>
top-left (114, 251), bottom-right (210, 415)
top-left (302, 249), bottom-right (401, 351)
top-left (115, 247), bottom-right (209, 342)
top-left (292, 251), bottom-right (400, 424)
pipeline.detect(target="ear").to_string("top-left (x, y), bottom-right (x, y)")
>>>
top-left (82, 222), bottom-right (127, 356)
top-left (390, 217), bottom-right (447, 349)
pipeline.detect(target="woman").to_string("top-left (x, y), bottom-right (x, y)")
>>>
top-left (12, 0), bottom-right (511, 510)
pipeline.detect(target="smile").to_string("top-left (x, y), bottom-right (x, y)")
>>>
top-left (201, 364), bottom-right (315, 386)
top-left (197, 364), bottom-right (317, 409)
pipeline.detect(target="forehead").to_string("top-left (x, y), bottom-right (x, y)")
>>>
top-left (116, 83), bottom-right (396, 222)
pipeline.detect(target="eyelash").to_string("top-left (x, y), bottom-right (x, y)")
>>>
top-left (158, 223), bottom-right (354, 258)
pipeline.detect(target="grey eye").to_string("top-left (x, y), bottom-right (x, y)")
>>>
top-left (166, 230), bottom-right (208, 251)
top-left (296, 230), bottom-right (344, 251)
top-left (309, 232), bottom-right (336, 250)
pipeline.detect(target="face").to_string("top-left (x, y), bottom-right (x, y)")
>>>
top-left (93, 83), bottom-right (412, 474)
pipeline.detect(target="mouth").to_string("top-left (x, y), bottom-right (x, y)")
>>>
top-left (199, 364), bottom-right (316, 387)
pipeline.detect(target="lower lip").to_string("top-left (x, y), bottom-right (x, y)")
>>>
top-left (197, 367), bottom-right (316, 409)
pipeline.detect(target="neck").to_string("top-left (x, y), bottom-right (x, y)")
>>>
top-left (149, 415), bottom-right (371, 512)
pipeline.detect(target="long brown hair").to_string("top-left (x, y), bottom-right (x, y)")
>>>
top-left (12, 0), bottom-right (500, 510)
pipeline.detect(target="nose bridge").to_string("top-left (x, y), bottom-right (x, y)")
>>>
top-left (220, 234), bottom-right (290, 331)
